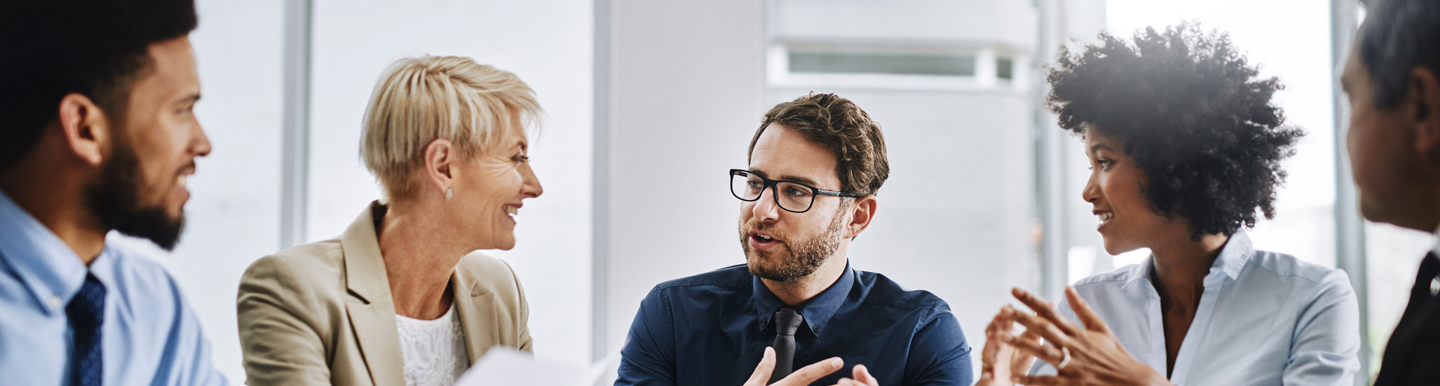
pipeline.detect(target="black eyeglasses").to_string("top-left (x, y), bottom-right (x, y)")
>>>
top-left (729, 169), bottom-right (861, 213)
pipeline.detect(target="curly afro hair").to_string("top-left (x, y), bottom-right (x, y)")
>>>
top-left (1045, 24), bottom-right (1304, 241)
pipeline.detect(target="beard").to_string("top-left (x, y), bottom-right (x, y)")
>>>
top-left (741, 204), bottom-right (847, 282)
top-left (83, 133), bottom-right (186, 251)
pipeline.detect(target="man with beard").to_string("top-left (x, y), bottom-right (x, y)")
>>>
top-left (1342, 0), bottom-right (1440, 384)
top-left (0, 0), bottom-right (227, 385)
top-left (615, 93), bottom-right (972, 386)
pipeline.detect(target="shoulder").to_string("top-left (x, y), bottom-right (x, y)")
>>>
top-left (1243, 249), bottom-right (1350, 287)
top-left (651, 264), bottom-right (753, 292)
top-left (238, 238), bottom-right (345, 301)
top-left (455, 251), bottom-right (523, 295)
top-left (854, 270), bottom-right (950, 312)
top-left (1072, 263), bottom-right (1140, 288)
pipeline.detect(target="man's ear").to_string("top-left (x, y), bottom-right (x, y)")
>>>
top-left (57, 93), bottom-right (111, 167)
top-left (845, 195), bottom-right (878, 239)
top-left (1411, 67), bottom-right (1440, 163)
top-left (423, 138), bottom-right (458, 198)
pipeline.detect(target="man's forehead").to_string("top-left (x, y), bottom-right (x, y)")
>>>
top-left (748, 124), bottom-right (840, 186)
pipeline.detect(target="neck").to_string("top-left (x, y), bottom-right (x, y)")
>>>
top-left (0, 160), bottom-right (107, 266)
top-left (762, 243), bottom-right (850, 306)
top-left (377, 200), bottom-right (466, 319)
top-left (1148, 232), bottom-right (1229, 310)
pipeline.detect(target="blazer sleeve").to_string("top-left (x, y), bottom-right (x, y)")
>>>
top-left (237, 255), bottom-right (332, 386)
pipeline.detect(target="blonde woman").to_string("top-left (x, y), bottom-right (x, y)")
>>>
top-left (238, 55), bottom-right (544, 386)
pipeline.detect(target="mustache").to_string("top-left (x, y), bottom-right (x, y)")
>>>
top-left (740, 220), bottom-right (786, 243)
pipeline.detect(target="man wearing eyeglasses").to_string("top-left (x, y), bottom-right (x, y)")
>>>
top-left (614, 93), bottom-right (972, 386)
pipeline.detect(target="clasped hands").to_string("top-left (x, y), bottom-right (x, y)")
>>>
top-left (978, 287), bottom-right (1171, 386)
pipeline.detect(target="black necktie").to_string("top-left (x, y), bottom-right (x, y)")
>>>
top-left (1412, 253), bottom-right (1440, 303)
top-left (770, 307), bottom-right (804, 383)
top-left (67, 274), bottom-right (105, 386)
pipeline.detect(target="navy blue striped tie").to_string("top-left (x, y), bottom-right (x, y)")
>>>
top-left (67, 274), bottom-right (105, 386)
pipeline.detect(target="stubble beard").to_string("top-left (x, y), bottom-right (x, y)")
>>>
top-left (741, 205), bottom-right (847, 282)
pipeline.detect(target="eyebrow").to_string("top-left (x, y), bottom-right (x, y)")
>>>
top-left (748, 169), bottom-right (821, 187)
top-left (174, 92), bottom-right (201, 105)
top-left (1089, 144), bottom-right (1113, 153)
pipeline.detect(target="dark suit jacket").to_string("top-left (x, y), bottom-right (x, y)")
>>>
top-left (1374, 253), bottom-right (1440, 386)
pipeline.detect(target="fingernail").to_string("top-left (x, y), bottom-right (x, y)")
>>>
top-left (830, 358), bottom-right (844, 367)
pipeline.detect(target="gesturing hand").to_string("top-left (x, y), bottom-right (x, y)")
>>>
top-left (976, 308), bottom-right (1043, 386)
top-left (999, 287), bottom-right (1171, 386)
top-left (744, 347), bottom-right (845, 386)
top-left (828, 364), bottom-right (879, 386)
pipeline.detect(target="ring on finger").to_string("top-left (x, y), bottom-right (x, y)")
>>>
top-left (1056, 346), bottom-right (1071, 370)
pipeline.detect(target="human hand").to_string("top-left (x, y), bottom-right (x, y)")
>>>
top-left (1000, 287), bottom-right (1170, 386)
top-left (744, 346), bottom-right (845, 386)
top-left (977, 308), bottom-right (1042, 386)
top-left (828, 364), bottom-right (878, 386)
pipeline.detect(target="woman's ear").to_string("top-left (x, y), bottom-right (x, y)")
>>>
top-left (845, 195), bottom-right (879, 240)
top-left (423, 138), bottom-right (457, 198)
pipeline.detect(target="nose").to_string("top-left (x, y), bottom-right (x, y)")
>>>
top-left (1082, 170), bottom-right (1100, 204)
top-left (750, 185), bottom-right (780, 222)
top-left (191, 116), bottom-right (211, 157)
top-left (520, 160), bottom-right (543, 199)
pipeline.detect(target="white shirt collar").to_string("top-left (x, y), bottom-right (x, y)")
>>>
top-left (1121, 230), bottom-right (1255, 287)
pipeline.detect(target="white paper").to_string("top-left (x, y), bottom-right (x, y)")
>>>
top-left (455, 347), bottom-right (601, 386)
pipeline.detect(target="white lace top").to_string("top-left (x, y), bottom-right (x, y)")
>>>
top-left (396, 304), bottom-right (469, 386)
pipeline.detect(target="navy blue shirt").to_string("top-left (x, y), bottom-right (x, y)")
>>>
top-left (615, 262), bottom-right (972, 386)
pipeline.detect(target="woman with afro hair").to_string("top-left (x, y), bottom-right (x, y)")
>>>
top-left (976, 24), bottom-right (1361, 386)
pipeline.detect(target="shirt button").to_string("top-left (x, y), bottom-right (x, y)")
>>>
top-left (1430, 278), bottom-right (1439, 296)
top-left (49, 295), bottom-right (62, 309)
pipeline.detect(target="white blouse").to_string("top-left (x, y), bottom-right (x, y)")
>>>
top-left (1032, 231), bottom-right (1361, 385)
top-left (396, 304), bottom-right (470, 386)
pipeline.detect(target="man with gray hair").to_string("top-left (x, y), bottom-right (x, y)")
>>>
top-left (1340, 0), bottom-right (1440, 384)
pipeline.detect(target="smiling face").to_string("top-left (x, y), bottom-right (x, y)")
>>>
top-left (450, 116), bottom-right (543, 250)
top-left (740, 124), bottom-right (851, 282)
top-left (85, 36), bottom-right (209, 250)
top-left (1081, 128), bottom-right (1190, 255)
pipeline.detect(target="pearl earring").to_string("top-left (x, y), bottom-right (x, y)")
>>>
top-left (445, 188), bottom-right (453, 199)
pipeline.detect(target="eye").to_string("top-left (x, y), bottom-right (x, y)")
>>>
top-left (747, 179), bottom-right (763, 189)
top-left (785, 186), bottom-right (809, 196)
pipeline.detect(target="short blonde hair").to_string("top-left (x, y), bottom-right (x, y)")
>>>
top-left (360, 55), bottom-right (541, 200)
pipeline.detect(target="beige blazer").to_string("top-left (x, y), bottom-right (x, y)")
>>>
top-left (237, 202), bottom-right (532, 386)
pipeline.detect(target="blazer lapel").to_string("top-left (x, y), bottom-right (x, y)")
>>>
top-left (342, 202), bottom-right (405, 386)
top-left (453, 268), bottom-right (500, 363)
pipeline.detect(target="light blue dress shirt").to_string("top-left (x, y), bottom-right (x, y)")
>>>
top-left (0, 191), bottom-right (227, 386)
top-left (1034, 231), bottom-right (1361, 386)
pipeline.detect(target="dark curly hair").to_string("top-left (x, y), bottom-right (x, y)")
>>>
top-left (1045, 24), bottom-right (1303, 241)
top-left (749, 93), bottom-right (890, 196)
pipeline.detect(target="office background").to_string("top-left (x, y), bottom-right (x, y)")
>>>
top-left (121, 0), bottom-right (1435, 384)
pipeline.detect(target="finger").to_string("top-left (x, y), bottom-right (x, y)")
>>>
top-left (1013, 374), bottom-right (1065, 386)
top-left (852, 364), bottom-right (877, 386)
top-left (746, 347), bottom-right (776, 386)
top-left (1001, 332), bottom-right (1064, 366)
top-left (1004, 306), bottom-right (1077, 348)
top-left (774, 357), bottom-right (844, 386)
top-left (1011, 288), bottom-right (1081, 336)
top-left (1065, 286), bottom-right (1112, 334)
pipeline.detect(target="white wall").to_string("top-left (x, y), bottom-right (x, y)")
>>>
top-left (597, 0), bottom-right (768, 356)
